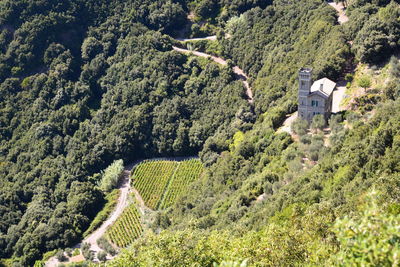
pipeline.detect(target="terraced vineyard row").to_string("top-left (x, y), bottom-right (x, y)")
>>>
top-left (159, 159), bottom-right (203, 209)
top-left (133, 161), bottom-right (178, 209)
top-left (104, 159), bottom-right (202, 248)
top-left (106, 204), bottom-right (142, 247)
top-left (132, 159), bottom-right (203, 210)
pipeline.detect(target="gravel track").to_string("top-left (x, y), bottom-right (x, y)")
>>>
top-left (172, 46), bottom-right (254, 103)
top-left (46, 157), bottom-right (197, 266)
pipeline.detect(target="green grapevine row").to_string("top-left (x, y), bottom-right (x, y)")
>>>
top-left (132, 159), bottom-right (203, 210)
top-left (106, 204), bottom-right (142, 247)
top-left (132, 160), bottom-right (179, 209)
top-left (159, 159), bottom-right (203, 209)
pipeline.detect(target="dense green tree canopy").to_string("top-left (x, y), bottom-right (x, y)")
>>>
top-left (0, 0), bottom-right (399, 265)
top-left (0, 0), bottom-right (249, 264)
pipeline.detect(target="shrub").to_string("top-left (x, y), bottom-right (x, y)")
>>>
top-left (56, 251), bottom-right (66, 262)
top-left (311, 114), bottom-right (325, 132)
top-left (82, 250), bottom-right (93, 261)
top-left (331, 191), bottom-right (400, 266)
top-left (97, 251), bottom-right (107, 262)
top-left (72, 248), bottom-right (80, 256)
top-left (345, 73), bottom-right (354, 82)
top-left (328, 115), bottom-right (343, 133)
top-left (351, 94), bottom-right (381, 113)
top-left (345, 111), bottom-right (362, 123)
top-left (357, 75), bottom-right (371, 91)
top-left (383, 79), bottom-right (400, 101)
top-left (11, 66), bottom-right (22, 76)
top-left (307, 134), bottom-right (325, 161)
top-left (151, 212), bottom-right (171, 232)
top-left (81, 242), bottom-right (93, 260)
top-left (291, 118), bottom-right (308, 136)
top-left (41, 250), bottom-right (58, 261)
top-left (99, 160), bottom-right (124, 193)
top-left (97, 237), bottom-right (117, 256)
top-left (389, 56), bottom-right (400, 78)
top-left (81, 242), bottom-right (90, 252)
top-left (65, 248), bottom-right (72, 257)
top-left (300, 135), bottom-right (311, 144)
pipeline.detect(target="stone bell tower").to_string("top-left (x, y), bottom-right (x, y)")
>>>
top-left (298, 68), bottom-right (312, 120)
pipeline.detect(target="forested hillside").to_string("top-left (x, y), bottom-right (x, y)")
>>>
top-left (0, 0), bottom-right (248, 265)
top-left (0, 0), bottom-right (399, 266)
top-left (109, 0), bottom-right (400, 265)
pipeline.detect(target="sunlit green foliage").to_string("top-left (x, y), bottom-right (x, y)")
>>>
top-left (311, 114), bottom-right (325, 132)
top-left (220, 0), bottom-right (349, 115)
top-left (133, 161), bottom-right (178, 209)
top-left (348, 0), bottom-right (400, 64)
top-left (159, 159), bottom-right (203, 209)
top-left (83, 189), bottom-right (120, 237)
top-left (1, 0), bottom-right (399, 265)
top-left (331, 190), bottom-right (400, 266)
top-left (99, 160), bottom-right (124, 193)
top-left (0, 0), bottom-right (247, 264)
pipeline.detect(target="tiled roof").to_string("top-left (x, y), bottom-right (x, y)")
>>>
top-left (310, 78), bottom-right (336, 97)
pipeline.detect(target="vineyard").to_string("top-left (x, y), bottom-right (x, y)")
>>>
top-left (132, 159), bottom-right (203, 210)
top-left (106, 204), bottom-right (142, 247)
top-left (132, 161), bottom-right (178, 209)
top-left (159, 159), bottom-right (203, 209)
top-left (104, 159), bottom-right (202, 248)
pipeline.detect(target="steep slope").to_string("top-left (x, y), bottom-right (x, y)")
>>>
top-left (105, 0), bottom-right (400, 266)
top-left (0, 1), bottom-right (250, 265)
top-left (1, 0), bottom-right (400, 266)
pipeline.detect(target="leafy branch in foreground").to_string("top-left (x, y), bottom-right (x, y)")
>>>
top-left (331, 190), bottom-right (400, 266)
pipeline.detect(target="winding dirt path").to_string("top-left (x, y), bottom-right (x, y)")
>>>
top-left (328, 1), bottom-right (349, 24)
top-left (172, 46), bottom-right (254, 103)
top-left (46, 164), bottom-right (135, 266)
top-left (82, 163), bottom-right (134, 256)
top-left (176, 36), bottom-right (217, 42)
top-left (46, 157), bottom-right (198, 266)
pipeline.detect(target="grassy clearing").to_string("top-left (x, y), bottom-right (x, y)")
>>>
top-left (343, 62), bottom-right (391, 108)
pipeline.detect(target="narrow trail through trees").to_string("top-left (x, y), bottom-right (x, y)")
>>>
top-left (176, 36), bottom-right (217, 42)
top-left (172, 46), bottom-right (254, 103)
top-left (46, 4), bottom-right (350, 265)
top-left (46, 164), bottom-right (134, 266)
top-left (82, 163), bottom-right (134, 256)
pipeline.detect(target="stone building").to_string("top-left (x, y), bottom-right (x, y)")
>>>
top-left (298, 68), bottom-right (335, 121)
